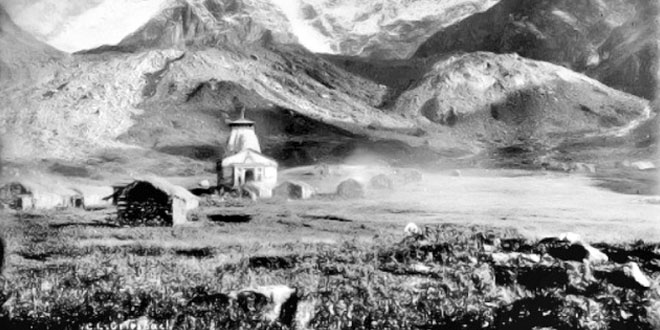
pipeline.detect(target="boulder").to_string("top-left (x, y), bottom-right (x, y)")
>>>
top-left (336, 179), bottom-right (365, 199)
top-left (294, 298), bottom-right (318, 330)
top-left (451, 169), bottom-right (462, 177)
top-left (231, 285), bottom-right (298, 325)
top-left (558, 232), bottom-right (582, 244)
top-left (596, 262), bottom-right (652, 290)
top-left (404, 222), bottom-right (423, 237)
top-left (540, 233), bottom-right (608, 264)
top-left (199, 180), bottom-right (211, 189)
top-left (369, 174), bottom-right (394, 190)
top-left (622, 262), bottom-right (651, 289)
top-left (583, 245), bottom-right (609, 264)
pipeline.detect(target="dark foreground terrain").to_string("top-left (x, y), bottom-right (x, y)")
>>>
top-left (0, 169), bottom-right (658, 330)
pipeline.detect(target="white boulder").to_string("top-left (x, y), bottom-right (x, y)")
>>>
top-left (623, 262), bottom-right (651, 288)
top-left (404, 222), bottom-right (423, 237)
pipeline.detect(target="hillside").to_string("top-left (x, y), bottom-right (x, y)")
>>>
top-left (0, 1), bottom-right (655, 179)
top-left (391, 52), bottom-right (650, 162)
top-left (0, 6), bottom-right (64, 84)
top-left (414, 0), bottom-right (660, 101)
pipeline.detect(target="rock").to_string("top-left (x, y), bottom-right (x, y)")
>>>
top-left (583, 245), bottom-right (608, 264)
top-left (198, 180), bottom-right (211, 189)
top-left (232, 285), bottom-right (299, 325)
top-left (558, 232), bottom-right (582, 244)
top-left (538, 240), bottom-right (589, 262)
top-left (631, 161), bottom-right (656, 171)
top-left (596, 262), bottom-right (652, 290)
top-left (404, 222), bottom-right (423, 237)
top-left (369, 174), bottom-right (394, 190)
top-left (471, 264), bottom-right (495, 291)
top-left (336, 179), bottom-right (365, 199)
top-left (411, 263), bottom-right (432, 273)
top-left (451, 169), bottom-right (462, 177)
top-left (491, 252), bottom-right (541, 265)
top-left (623, 262), bottom-right (651, 289)
top-left (294, 298), bottom-right (318, 330)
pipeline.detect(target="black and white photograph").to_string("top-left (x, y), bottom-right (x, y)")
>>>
top-left (0, 0), bottom-right (658, 329)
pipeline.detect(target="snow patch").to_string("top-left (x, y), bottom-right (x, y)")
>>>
top-left (268, 0), bottom-right (336, 54)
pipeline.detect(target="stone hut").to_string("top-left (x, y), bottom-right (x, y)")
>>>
top-left (0, 180), bottom-right (80, 210)
top-left (274, 180), bottom-right (315, 200)
top-left (116, 177), bottom-right (199, 226)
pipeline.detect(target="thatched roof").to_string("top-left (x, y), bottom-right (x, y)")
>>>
top-left (124, 176), bottom-right (199, 210)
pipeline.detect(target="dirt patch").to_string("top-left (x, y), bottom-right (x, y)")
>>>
top-left (300, 214), bottom-right (353, 222)
top-left (207, 214), bottom-right (252, 223)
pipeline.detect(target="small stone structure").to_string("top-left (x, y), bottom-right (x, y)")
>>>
top-left (115, 177), bottom-right (199, 226)
top-left (369, 174), bottom-right (393, 190)
top-left (274, 181), bottom-right (315, 200)
top-left (0, 181), bottom-right (81, 210)
top-left (336, 179), bottom-right (365, 199)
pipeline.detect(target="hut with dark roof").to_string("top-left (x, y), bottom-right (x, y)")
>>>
top-left (116, 177), bottom-right (199, 226)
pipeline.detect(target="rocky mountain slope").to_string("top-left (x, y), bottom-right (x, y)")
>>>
top-left (414, 0), bottom-right (660, 101)
top-left (393, 52), bottom-right (649, 149)
top-left (0, 2), bottom-right (655, 178)
top-left (85, 0), bottom-right (299, 53)
top-left (270, 0), bottom-right (500, 59)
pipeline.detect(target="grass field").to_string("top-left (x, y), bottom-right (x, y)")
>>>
top-left (0, 169), bottom-right (658, 329)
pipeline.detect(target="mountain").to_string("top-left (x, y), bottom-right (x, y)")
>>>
top-left (0, 5), bottom-right (63, 83)
top-left (84, 0), bottom-right (298, 53)
top-left (0, 1), bottom-right (654, 178)
top-left (414, 0), bottom-right (660, 101)
top-left (269, 0), bottom-right (501, 59)
top-left (2, 0), bottom-right (501, 58)
top-left (393, 52), bottom-right (649, 147)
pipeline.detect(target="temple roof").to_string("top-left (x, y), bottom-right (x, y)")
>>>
top-left (227, 108), bottom-right (254, 126)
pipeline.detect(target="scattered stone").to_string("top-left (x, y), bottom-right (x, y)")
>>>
top-left (336, 179), bottom-right (365, 199)
top-left (451, 169), bottom-right (462, 177)
top-left (369, 174), bottom-right (394, 190)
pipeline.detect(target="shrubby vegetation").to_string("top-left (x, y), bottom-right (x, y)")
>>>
top-left (0, 213), bottom-right (658, 329)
